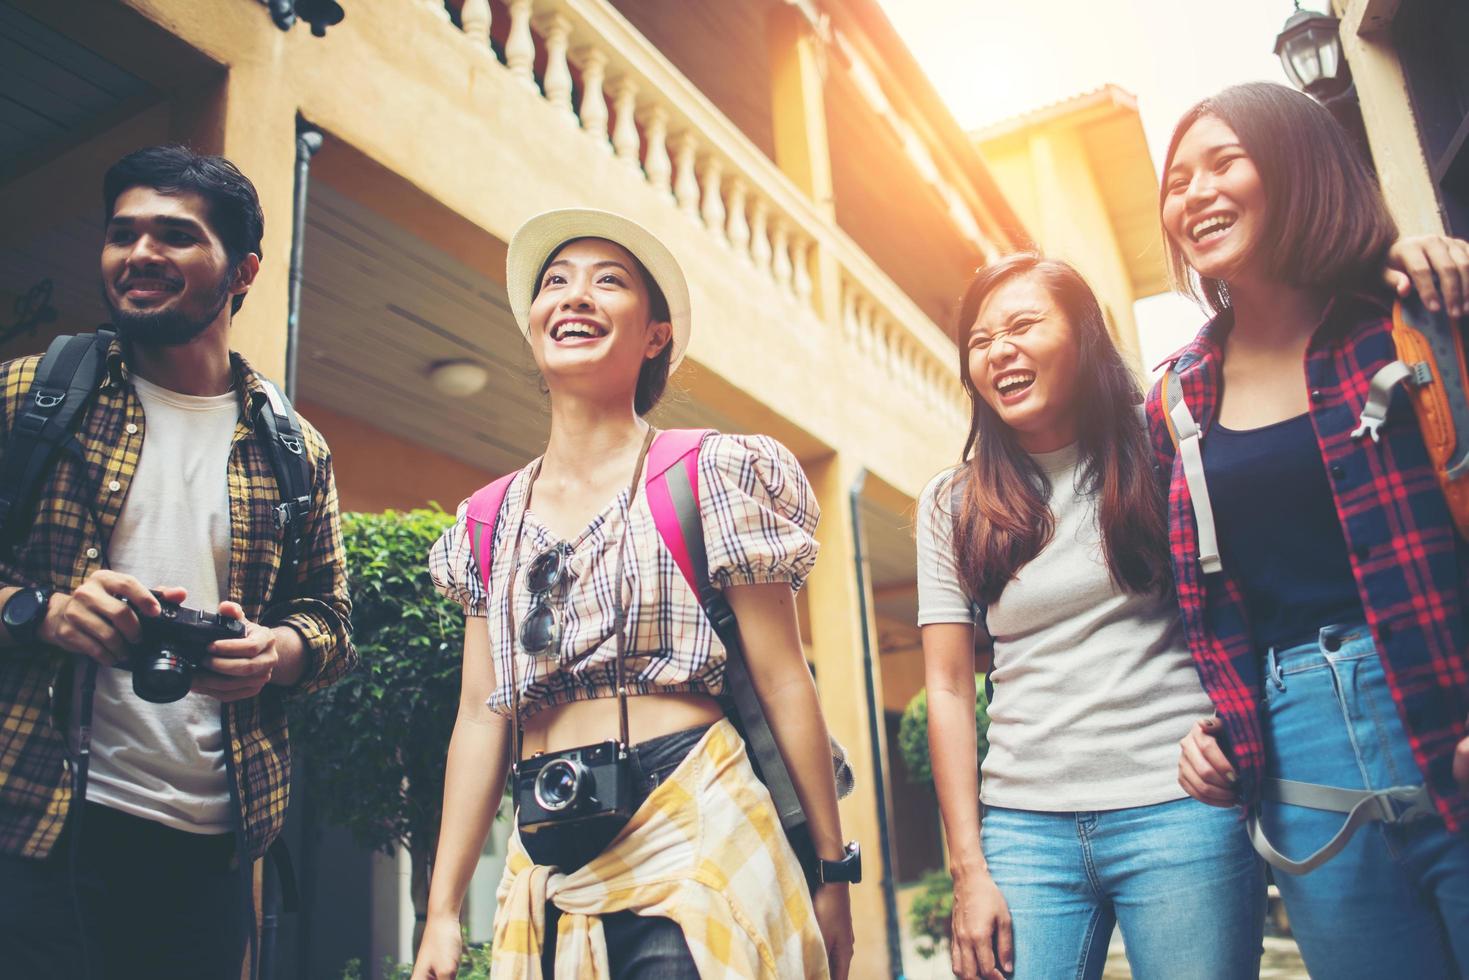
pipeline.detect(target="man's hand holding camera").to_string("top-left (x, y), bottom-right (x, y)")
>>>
top-left (37, 569), bottom-right (304, 700)
top-left (196, 600), bottom-right (304, 701)
top-left (37, 570), bottom-right (183, 667)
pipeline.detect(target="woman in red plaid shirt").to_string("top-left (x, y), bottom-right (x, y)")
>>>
top-left (1153, 81), bottom-right (1469, 977)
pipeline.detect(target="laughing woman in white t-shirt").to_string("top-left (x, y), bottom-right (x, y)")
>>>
top-left (916, 253), bottom-right (1262, 980)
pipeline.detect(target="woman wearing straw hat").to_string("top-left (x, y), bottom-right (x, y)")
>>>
top-left (414, 209), bottom-right (855, 979)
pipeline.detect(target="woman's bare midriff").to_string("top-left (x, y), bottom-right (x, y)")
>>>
top-left (519, 691), bottom-right (725, 756)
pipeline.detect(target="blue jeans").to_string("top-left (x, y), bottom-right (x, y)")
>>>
top-left (1259, 623), bottom-right (1469, 978)
top-left (982, 798), bottom-right (1264, 979)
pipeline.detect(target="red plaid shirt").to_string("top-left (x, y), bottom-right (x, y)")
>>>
top-left (1146, 292), bottom-right (1469, 832)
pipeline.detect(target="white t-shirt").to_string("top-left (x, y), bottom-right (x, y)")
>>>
top-left (916, 444), bottom-right (1214, 811)
top-left (83, 373), bottom-right (240, 834)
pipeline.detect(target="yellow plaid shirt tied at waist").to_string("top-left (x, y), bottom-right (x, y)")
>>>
top-left (494, 719), bottom-right (829, 979)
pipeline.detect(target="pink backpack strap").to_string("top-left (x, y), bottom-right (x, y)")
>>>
top-left (464, 472), bottom-right (518, 597)
top-left (645, 428), bottom-right (714, 594)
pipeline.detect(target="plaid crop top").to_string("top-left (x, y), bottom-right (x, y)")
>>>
top-left (427, 433), bottom-right (820, 717)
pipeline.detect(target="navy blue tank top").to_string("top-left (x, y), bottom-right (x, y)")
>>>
top-left (1201, 412), bottom-right (1364, 649)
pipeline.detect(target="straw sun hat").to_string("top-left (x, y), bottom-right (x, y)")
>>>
top-left (505, 208), bottom-right (692, 371)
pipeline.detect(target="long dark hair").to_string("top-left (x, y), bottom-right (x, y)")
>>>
top-left (1160, 82), bottom-right (1398, 313)
top-left (944, 253), bottom-right (1169, 606)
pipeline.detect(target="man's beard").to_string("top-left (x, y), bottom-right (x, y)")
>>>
top-left (103, 271), bottom-right (232, 348)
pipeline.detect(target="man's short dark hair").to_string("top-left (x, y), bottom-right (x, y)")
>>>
top-left (103, 145), bottom-right (265, 314)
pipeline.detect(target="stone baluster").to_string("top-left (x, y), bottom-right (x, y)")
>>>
top-left (460, 0), bottom-right (492, 42)
top-left (608, 77), bottom-right (641, 168)
top-left (841, 283), bottom-right (858, 341)
top-left (858, 299), bottom-right (875, 354)
top-left (725, 179), bottom-right (750, 258)
top-left (575, 48), bottom-right (610, 146)
top-left (699, 156), bottom-right (726, 240)
top-left (792, 236), bottom-right (813, 307)
top-left (639, 105), bottom-right (673, 195)
top-left (538, 14), bottom-right (575, 118)
top-left (670, 132), bottom-right (701, 216)
top-left (750, 199), bottom-right (772, 273)
top-left (771, 220), bottom-right (793, 291)
top-left (505, 0), bottom-right (537, 91)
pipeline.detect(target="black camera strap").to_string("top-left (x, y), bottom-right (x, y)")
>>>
top-left (505, 427), bottom-right (655, 768)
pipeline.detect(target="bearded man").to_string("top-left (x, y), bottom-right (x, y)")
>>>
top-left (0, 145), bottom-right (356, 979)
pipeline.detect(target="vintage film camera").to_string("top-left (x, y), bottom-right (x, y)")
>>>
top-left (126, 591), bottom-right (247, 704)
top-left (513, 739), bottom-right (635, 833)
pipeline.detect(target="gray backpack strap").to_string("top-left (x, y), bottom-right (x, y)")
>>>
top-left (1161, 366), bottom-right (1223, 575)
top-left (1248, 778), bottom-right (1435, 874)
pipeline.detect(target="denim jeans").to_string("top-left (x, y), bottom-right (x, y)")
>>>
top-left (519, 724), bottom-right (708, 979)
top-left (0, 802), bottom-right (247, 980)
top-left (981, 797), bottom-right (1264, 979)
top-left (1258, 623), bottom-right (1469, 978)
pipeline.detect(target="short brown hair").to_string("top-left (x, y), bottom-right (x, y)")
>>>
top-left (1160, 82), bottom-right (1398, 313)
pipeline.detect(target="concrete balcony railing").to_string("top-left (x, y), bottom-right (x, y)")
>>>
top-left (440, 0), bottom-right (970, 427)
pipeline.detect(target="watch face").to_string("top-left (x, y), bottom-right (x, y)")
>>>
top-left (4, 589), bottom-right (42, 627)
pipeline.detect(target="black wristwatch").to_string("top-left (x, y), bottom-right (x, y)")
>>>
top-left (817, 841), bottom-right (862, 885)
top-left (4, 587), bottom-right (54, 644)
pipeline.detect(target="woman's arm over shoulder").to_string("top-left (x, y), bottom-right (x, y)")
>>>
top-left (699, 432), bottom-right (820, 590)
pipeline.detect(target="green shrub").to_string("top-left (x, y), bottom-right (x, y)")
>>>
top-left (896, 673), bottom-right (990, 783)
top-left (909, 869), bottom-right (956, 960)
top-left (290, 507), bottom-right (464, 863)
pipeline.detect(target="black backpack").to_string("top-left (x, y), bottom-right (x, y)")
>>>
top-left (0, 328), bottom-right (314, 582)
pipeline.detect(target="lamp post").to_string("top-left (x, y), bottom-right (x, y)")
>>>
top-left (1273, 2), bottom-right (1373, 166)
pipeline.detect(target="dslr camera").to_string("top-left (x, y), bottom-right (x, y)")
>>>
top-left (513, 739), bottom-right (634, 832)
top-left (125, 592), bottom-right (247, 704)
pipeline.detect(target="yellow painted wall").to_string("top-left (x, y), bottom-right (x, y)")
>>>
top-left (979, 128), bottom-right (1145, 368)
top-left (297, 400), bottom-right (495, 514)
top-left (1334, 0), bottom-right (1450, 235)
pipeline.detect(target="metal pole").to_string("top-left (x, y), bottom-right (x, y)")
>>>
top-left (285, 123), bottom-right (323, 400)
top-left (848, 469), bottom-right (906, 979)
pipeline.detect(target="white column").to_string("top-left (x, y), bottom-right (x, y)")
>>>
top-left (725, 179), bottom-right (750, 258)
top-left (750, 198), bottom-right (772, 274)
top-left (575, 48), bottom-right (610, 146)
top-left (771, 220), bottom-right (793, 290)
top-left (608, 77), bottom-right (641, 169)
top-left (538, 14), bottom-right (574, 118)
top-left (670, 132), bottom-right (700, 217)
top-left (639, 105), bottom-right (673, 196)
top-left (505, 0), bottom-right (537, 92)
top-left (792, 236), bottom-right (813, 306)
top-left (699, 155), bottom-right (726, 239)
top-left (459, 0), bottom-right (492, 44)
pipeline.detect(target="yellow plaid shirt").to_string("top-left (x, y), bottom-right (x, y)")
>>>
top-left (0, 339), bottom-right (355, 860)
top-left (494, 719), bottom-right (829, 979)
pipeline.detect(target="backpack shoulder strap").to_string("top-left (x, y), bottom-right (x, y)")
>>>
top-left (255, 378), bottom-right (315, 593)
top-left (465, 472), bottom-right (519, 599)
top-left (645, 427), bottom-right (807, 834)
top-left (644, 428), bottom-right (712, 597)
top-left (1159, 364), bottom-right (1184, 453)
top-left (1160, 366), bottom-right (1223, 575)
top-left (0, 330), bottom-right (113, 543)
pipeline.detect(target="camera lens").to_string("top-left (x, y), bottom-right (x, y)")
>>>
top-left (132, 649), bottom-right (193, 704)
top-left (534, 758), bottom-right (588, 813)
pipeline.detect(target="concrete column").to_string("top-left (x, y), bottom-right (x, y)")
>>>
top-left (767, 4), bottom-right (843, 326)
top-left (803, 451), bottom-right (899, 980)
top-left (173, 61), bottom-right (298, 379)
